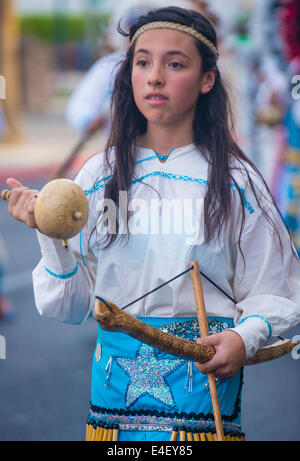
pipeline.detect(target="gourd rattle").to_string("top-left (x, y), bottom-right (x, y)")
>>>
top-left (1, 178), bottom-right (89, 249)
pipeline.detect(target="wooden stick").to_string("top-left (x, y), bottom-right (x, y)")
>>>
top-left (190, 260), bottom-right (225, 442)
top-left (0, 189), bottom-right (11, 201)
top-left (1, 188), bottom-right (69, 252)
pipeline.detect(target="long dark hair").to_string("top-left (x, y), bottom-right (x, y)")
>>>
top-left (99, 6), bottom-right (287, 260)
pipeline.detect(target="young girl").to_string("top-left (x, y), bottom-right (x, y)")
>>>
top-left (6, 7), bottom-right (300, 441)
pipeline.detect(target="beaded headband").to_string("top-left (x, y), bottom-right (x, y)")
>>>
top-left (130, 21), bottom-right (219, 61)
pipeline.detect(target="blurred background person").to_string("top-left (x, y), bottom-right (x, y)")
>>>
top-left (65, 0), bottom-right (210, 139)
top-left (274, 0), bottom-right (300, 255)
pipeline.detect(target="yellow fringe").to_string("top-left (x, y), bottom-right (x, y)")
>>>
top-left (86, 423), bottom-right (121, 442)
top-left (96, 427), bottom-right (101, 441)
top-left (103, 428), bottom-right (109, 441)
top-left (107, 428), bottom-right (113, 441)
top-left (112, 428), bottom-right (119, 441)
top-left (206, 432), bottom-right (214, 441)
top-left (85, 423), bottom-right (93, 441)
top-left (91, 426), bottom-right (97, 441)
top-left (86, 422), bottom-right (245, 442)
top-left (170, 430), bottom-right (178, 441)
top-left (186, 431), bottom-right (193, 441)
top-left (180, 430), bottom-right (186, 441)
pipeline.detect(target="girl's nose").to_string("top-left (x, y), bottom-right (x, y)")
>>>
top-left (147, 65), bottom-right (164, 87)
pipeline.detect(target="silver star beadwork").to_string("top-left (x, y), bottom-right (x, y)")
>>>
top-left (116, 343), bottom-right (184, 408)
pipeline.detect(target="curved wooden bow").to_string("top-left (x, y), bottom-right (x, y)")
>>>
top-left (94, 298), bottom-right (299, 366)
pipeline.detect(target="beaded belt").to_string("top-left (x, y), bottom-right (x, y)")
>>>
top-left (86, 403), bottom-right (245, 441)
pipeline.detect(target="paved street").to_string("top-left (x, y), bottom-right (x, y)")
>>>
top-left (0, 180), bottom-right (299, 441)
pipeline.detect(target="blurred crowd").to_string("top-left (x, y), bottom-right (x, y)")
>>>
top-left (65, 0), bottom-right (300, 254)
top-left (0, 0), bottom-right (300, 322)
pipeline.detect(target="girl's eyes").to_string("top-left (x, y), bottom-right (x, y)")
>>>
top-left (135, 60), bottom-right (184, 69)
top-left (136, 59), bottom-right (149, 67)
top-left (169, 62), bottom-right (183, 70)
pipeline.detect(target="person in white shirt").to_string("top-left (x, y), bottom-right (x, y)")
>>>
top-left (65, 50), bottom-right (124, 135)
top-left (5, 6), bottom-right (300, 442)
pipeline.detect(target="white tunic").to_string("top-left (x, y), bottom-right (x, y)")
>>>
top-left (32, 144), bottom-right (300, 359)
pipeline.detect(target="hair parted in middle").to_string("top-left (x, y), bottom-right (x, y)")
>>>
top-left (97, 5), bottom-right (287, 263)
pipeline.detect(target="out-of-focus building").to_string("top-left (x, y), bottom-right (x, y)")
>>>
top-left (0, 0), bottom-right (22, 142)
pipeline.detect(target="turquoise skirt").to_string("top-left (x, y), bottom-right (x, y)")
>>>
top-left (86, 316), bottom-right (244, 441)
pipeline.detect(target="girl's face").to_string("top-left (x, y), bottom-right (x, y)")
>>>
top-left (131, 28), bottom-right (214, 129)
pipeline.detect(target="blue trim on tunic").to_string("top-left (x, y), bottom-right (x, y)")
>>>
top-left (238, 314), bottom-right (272, 339)
top-left (44, 262), bottom-right (78, 279)
top-left (79, 232), bottom-right (86, 267)
top-left (84, 171), bottom-right (255, 214)
top-left (153, 148), bottom-right (176, 161)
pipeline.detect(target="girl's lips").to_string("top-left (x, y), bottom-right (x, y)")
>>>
top-left (145, 95), bottom-right (169, 105)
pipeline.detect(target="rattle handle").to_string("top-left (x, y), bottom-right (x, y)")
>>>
top-left (0, 187), bottom-right (69, 252)
top-left (1, 189), bottom-right (11, 201)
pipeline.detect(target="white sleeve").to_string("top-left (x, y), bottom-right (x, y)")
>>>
top-left (230, 208), bottom-right (300, 359)
top-left (32, 157), bottom-right (102, 324)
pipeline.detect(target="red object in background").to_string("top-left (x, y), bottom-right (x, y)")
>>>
top-left (278, 0), bottom-right (300, 62)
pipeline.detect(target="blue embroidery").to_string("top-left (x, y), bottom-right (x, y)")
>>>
top-left (79, 232), bottom-right (86, 267)
top-left (238, 315), bottom-right (272, 339)
top-left (84, 153), bottom-right (158, 196)
top-left (153, 148), bottom-right (176, 161)
top-left (135, 155), bottom-right (157, 165)
top-left (230, 184), bottom-right (255, 214)
top-left (84, 170), bottom-right (254, 214)
top-left (136, 148), bottom-right (176, 164)
top-left (44, 262), bottom-right (79, 279)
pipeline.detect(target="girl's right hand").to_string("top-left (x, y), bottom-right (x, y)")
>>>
top-left (6, 178), bottom-right (39, 229)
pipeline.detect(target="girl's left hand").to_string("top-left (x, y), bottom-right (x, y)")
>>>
top-left (194, 330), bottom-right (246, 378)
